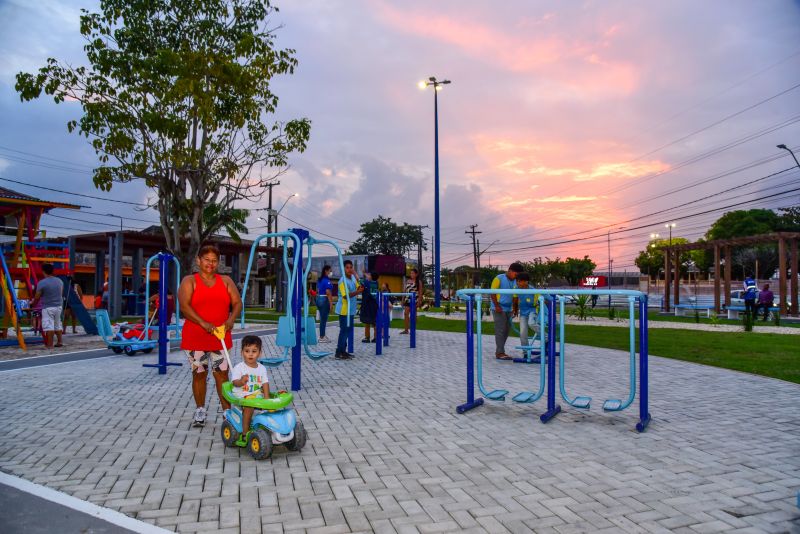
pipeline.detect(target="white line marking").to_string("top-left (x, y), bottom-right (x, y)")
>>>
top-left (0, 355), bottom-right (118, 373)
top-left (0, 472), bottom-right (172, 533)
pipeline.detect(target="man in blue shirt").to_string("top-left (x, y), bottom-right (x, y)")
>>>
top-left (490, 262), bottom-right (523, 360)
top-left (335, 260), bottom-right (364, 360)
top-left (743, 274), bottom-right (758, 317)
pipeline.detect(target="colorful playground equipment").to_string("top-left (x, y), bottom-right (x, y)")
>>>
top-left (95, 253), bottom-right (183, 358)
top-left (240, 228), bottom-right (351, 391)
top-left (374, 292), bottom-right (416, 356)
top-left (455, 288), bottom-right (651, 432)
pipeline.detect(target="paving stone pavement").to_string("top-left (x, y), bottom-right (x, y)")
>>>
top-left (0, 327), bottom-right (798, 533)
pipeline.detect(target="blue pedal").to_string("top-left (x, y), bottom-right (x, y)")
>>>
top-left (512, 356), bottom-right (541, 364)
top-left (512, 391), bottom-right (536, 403)
top-left (572, 396), bottom-right (591, 409)
top-left (258, 357), bottom-right (288, 368)
top-left (485, 389), bottom-right (508, 401)
top-left (603, 399), bottom-right (622, 411)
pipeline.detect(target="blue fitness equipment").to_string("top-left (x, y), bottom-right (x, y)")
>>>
top-left (555, 295), bottom-right (590, 409)
top-left (144, 253), bottom-right (183, 346)
top-left (511, 299), bottom-right (543, 364)
top-left (240, 229), bottom-right (351, 391)
top-left (511, 295), bottom-right (547, 403)
top-left (300, 236), bottom-right (351, 360)
top-left (142, 252), bottom-right (184, 374)
top-left (375, 292), bottom-right (416, 356)
top-left (455, 288), bottom-right (651, 432)
top-left (240, 231), bottom-right (302, 367)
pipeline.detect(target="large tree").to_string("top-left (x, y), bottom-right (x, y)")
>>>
top-left (705, 209), bottom-right (783, 278)
top-left (347, 216), bottom-right (427, 256)
top-left (16, 0), bottom-right (310, 271)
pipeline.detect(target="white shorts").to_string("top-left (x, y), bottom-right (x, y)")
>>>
top-left (42, 306), bottom-right (63, 332)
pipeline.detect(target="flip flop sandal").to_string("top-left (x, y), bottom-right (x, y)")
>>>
top-left (495, 354), bottom-right (512, 360)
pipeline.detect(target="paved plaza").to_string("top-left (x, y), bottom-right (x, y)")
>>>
top-left (0, 328), bottom-right (798, 533)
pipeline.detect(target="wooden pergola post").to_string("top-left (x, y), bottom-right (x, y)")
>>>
top-left (673, 250), bottom-right (680, 306)
top-left (791, 238), bottom-right (798, 317)
top-left (663, 247), bottom-right (671, 312)
top-left (714, 245), bottom-right (721, 314)
top-left (778, 238), bottom-right (788, 315)
top-left (724, 246), bottom-right (732, 308)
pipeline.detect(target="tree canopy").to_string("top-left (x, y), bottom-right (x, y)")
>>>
top-left (16, 0), bottom-right (310, 270)
top-left (347, 216), bottom-right (426, 256)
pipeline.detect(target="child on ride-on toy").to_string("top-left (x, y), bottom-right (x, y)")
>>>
top-left (230, 335), bottom-right (269, 445)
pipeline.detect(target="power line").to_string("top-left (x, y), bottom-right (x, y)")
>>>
top-left (0, 176), bottom-right (147, 206)
top-left (487, 182), bottom-right (800, 255)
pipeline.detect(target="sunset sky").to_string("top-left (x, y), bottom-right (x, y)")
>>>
top-left (1, 0), bottom-right (799, 271)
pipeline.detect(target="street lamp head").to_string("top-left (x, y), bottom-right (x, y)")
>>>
top-left (417, 80), bottom-right (427, 89)
top-left (665, 223), bottom-right (676, 229)
top-left (777, 144), bottom-right (788, 150)
top-left (428, 76), bottom-right (436, 82)
top-left (441, 80), bottom-right (451, 84)
top-left (435, 85), bottom-right (443, 91)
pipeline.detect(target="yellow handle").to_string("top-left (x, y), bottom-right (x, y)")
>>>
top-left (212, 325), bottom-right (226, 340)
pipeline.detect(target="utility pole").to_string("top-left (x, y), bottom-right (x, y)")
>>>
top-left (465, 224), bottom-right (481, 270)
top-left (265, 181), bottom-right (280, 248)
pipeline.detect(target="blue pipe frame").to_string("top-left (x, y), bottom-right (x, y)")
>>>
top-left (375, 292), bottom-right (417, 355)
top-left (239, 229), bottom-right (351, 392)
top-left (455, 288), bottom-right (651, 432)
top-left (142, 252), bottom-right (183, 375)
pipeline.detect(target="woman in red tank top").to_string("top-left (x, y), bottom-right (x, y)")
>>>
top-left (178, 244), bottom-right (243, 427)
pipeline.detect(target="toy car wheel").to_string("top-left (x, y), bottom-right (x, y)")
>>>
top-left (248, 428), bottom-right (273, 460)
top-left (286, 420), bottom-right (307, 452)
top-left (123, 345), bottom-right (136, 356)
top-left (142, 347), bottom-right (154, 354)
top-left (220, 420), bottom-right (239, 448)
top-left (111, 346), bottom-right (123, 354)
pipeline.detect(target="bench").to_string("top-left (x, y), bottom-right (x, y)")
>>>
top-left (674, 304), bottom-right (713, 318)
top-left (726, 305), bottom-right (779, 320)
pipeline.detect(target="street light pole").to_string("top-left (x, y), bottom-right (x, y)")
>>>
top-left (419, 76), bottom-right (451, 307)
top-left (777, 144), bottom-right (800, 169)
top-left (272, 193), bottom-right (298, 237)
top-left (106, 213), bottom-right (123, 232)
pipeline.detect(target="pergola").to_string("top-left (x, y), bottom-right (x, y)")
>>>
top-left (661, 232), bottom-right (799, 316)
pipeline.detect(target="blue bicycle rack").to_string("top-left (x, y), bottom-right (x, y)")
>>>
top-left (455, 288), bottom-right (651, 432)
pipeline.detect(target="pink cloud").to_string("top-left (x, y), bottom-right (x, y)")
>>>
top-left (370, 0), bottom-right (640, 96)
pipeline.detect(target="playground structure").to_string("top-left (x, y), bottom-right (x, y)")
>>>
top-left (240, 228), bottom-right (352, 391)
top-left (455, 288), bottom-right (651, 432)
top-left (375, 292), bottom-right (416, 355)
top-left (0, 187), bottom-right (88, 348)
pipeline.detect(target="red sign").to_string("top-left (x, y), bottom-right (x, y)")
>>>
top-left (580, 276), bottom-right (607, 287)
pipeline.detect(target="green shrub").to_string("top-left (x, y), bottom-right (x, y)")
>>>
top-left (607, 307), bottom-right (616, 321)
top-left (569, 295), bottom-right (590, 321)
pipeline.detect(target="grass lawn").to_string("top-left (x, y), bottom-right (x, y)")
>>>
top-left (393, 316), bottom-right (800, 385)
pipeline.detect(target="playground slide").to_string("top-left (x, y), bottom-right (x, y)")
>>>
top-left (60, 276), bottom-right (98, 335)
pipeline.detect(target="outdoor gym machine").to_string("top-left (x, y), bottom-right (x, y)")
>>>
top-left (375, 292), bottom-right (416, 355)
top-left (142, 252), bottom-right (183, 375)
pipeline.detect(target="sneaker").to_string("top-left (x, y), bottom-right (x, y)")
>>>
top-left (361, 337), bottom-right (371, 343)
top-left (319, 336), bottom-right (330, 343)
top-left (344, 352), bottom-right (355, 359)
top-left (335, 351), bottom-right (346, 360)
top-left (192, 407), bottom-right (206, 427)
top-left (370, 338), bottom-right (377, 343)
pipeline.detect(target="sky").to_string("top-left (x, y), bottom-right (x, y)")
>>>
top-left (1, 0), bottom-right (799, 272)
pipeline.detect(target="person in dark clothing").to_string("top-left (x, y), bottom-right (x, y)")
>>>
top-left (756, 284), bottom-right (774, 321)
top-left (360, 272), bottom-right (379, 342)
